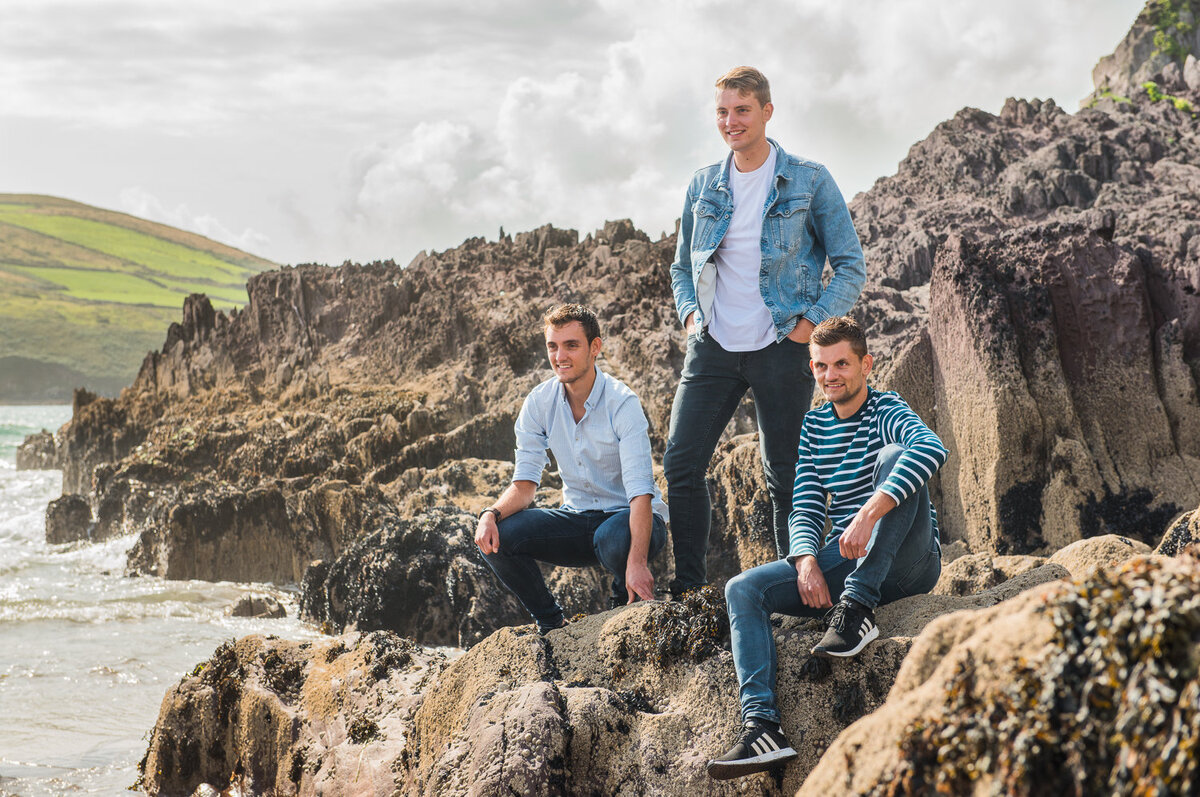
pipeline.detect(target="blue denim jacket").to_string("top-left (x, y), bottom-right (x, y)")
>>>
top-left (670, 139), bottom-right (866, 339)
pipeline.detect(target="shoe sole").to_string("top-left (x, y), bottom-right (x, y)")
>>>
top-left (706, 748), bottom-right (798, 780)
top-left (812, 625), bottom-right (879, 658)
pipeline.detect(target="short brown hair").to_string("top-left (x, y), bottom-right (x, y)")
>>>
top-left (810, 316), bottom-right (867, 358)
top-left (715, 66), bottom-right (771, 108)
top-left (543, 303), bottom-right (601, 343)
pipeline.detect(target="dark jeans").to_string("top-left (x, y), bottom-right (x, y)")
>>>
top-left (724, 444), bottom-right (942, 723)
top-left (664, 329), bottom-right (814, 594)
top-left (481, 507), bottom-right (668, 631)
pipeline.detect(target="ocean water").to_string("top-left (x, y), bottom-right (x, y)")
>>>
top-left (0, 406), bottom-right (321, 795)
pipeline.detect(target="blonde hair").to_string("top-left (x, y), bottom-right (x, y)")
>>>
top-left (715, 66), bottom-right (771, 107)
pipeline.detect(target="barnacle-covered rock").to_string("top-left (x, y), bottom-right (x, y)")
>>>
top-left (799, 552), bottom-right (1200, 795)
top-left (298, 507), bottom-right (529, 648)
top-left (1157, 504), bottom-right (1200, 556)
top-left (138, 632), bottom-right (450, 797)
top-left (144, 557), bottom-right (1071, 795)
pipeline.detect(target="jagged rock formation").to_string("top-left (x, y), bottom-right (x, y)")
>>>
top-left (851, 84), bottom-right (1200, 554)
top-left (298, 507), bottom-right (530, 647)
top-left (26, 220), bottom-right (766, 645)
top-left (1086, 0), bottom-right (1200, 105)
top-left (25, 10), bottom-right (1200, 622)
top-left (138, 557), bottom-right (1080, 796)
top-left (15, 429), bottom-right (57, 470)
top-left (44, 493), bottom-right (92, 544)
top-left (122, 3), bottom-right (1200, 792)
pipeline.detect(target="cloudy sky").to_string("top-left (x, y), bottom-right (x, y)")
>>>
top-left (3, 0), bottom-right (1145, 266)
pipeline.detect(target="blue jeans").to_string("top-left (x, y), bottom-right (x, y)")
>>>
top-left (481, 507), bottom-right (668, 630)
top-left (664, 330), bottom-right (814, 595)
top-left (724, 444), bottom-right (941, 723)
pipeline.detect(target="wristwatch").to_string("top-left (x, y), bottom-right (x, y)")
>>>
top-left (480, 507), bottom-right (502, 522)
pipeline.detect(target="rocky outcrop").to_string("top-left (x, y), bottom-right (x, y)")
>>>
top-left (44, 493), bottom-right (91, 544)
top-left (227, 594), bottom-right (286, 618)
top-left (799, 550), bottom-right (1200, 796)
top-left (851, 85), bottom-right (1200, 555)
top-left (1085, 0), bottom-right (1200, 105)
top-left (298, 507), bottom-right (530, 647)
top-left (129, 4), bottom-right (1200, 792)
top-left (139, 563), bottom-right (1074, 797)
top-left (138, 633), bottom-right (452, 796)
top-left (15, 429), bottom-right (57, 470)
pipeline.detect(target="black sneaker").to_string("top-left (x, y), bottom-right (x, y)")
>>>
top-left (536, 617), bottom-right (567, 635)
top-left (706, 719), bottom-right (797, 780)
top-left (812, 597), bottom-right (878, 658)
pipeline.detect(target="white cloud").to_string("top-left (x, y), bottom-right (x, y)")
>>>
top-left (2, 0), bottom-right (1146, 264)
top-left (119, 187), bottom-right (272, 257)
top-left (332, 0), bottom-right (1146, 262)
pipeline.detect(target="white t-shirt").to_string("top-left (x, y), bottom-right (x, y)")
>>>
top-left (708, 147), bottom-right (778, 352)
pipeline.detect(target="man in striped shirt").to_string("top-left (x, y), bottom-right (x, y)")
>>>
top-left (708, 316), bottom-right (947, 780)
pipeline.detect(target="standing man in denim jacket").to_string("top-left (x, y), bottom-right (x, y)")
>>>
top-left (665, 66), bottom-right (866, 597)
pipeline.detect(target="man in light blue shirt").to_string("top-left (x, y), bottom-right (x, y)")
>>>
top-left (475, 304), bottom-right (669, 633)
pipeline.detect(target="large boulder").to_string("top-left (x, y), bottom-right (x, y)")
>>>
top-left (928, 227), bottom-right (1197, 554)
top-left (298, 507), bottom-right (531, 647)
top-left (931, 552), bottom-right (1046, 596)
top-left (137, 632), bottom-right (451, 796)
top-left (1157, 504), bottom-right (1200, 555)
top-left (1047, 533), bottom-right (1152, 578)
top-left (799, 552), bottom-right (1200, 795)
top-left (44, 493), bottom-right (92, 544)
top-left (15, 429), bottom-right (57, 470)
top-left (853, 91), bottom-right (1200, 555)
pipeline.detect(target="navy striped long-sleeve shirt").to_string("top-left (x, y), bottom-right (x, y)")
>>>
top-left (787, 387), bottom-right (948, 561)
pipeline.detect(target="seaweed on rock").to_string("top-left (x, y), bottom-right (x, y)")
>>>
top-left (883, 552), bottom-right (1200, 796)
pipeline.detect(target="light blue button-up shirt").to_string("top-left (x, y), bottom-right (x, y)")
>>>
top-left (512, 366), bottom-right (669, 521)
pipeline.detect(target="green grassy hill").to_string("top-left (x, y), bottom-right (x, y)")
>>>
top-left (0, 194), bottom-right (278, 403)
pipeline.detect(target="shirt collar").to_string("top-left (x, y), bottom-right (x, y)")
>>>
top-left (558, 364), bottom-right (606, 410)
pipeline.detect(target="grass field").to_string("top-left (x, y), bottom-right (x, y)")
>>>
top-left (0, 194), bottom-right (278, 400)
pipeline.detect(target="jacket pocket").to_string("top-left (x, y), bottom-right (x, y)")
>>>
top-left (767, 196), bottom-right (811, 250)
top-left (691, 198), bottom-right (724, 254)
